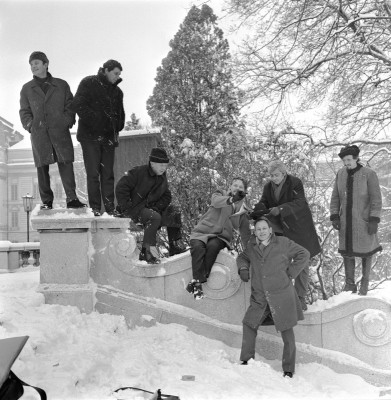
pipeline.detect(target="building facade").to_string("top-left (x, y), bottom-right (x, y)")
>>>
top-left (1, 116), bottom-right (160, 242)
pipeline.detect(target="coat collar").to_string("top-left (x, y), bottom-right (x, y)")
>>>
top-left (97, 69), bottom-right (123, 87)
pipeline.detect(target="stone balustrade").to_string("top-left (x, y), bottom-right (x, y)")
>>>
top-left (0, 241), bottom-right (40, 270)
top-left (30, 209), bottom-right (391, 386)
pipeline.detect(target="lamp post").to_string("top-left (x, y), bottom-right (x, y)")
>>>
top-left (22, 193), bottom-right (34, 242)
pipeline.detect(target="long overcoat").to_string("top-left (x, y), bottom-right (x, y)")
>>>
top-left (237, 234), bottom-right (309, 332)
top-left (190, 190), bottom-right (251, 249)
top-left (19, 76), bottom-right (75, 167)
top-left (330, 165), bottom-right (382, 257)
top-left (115, 164), bottom-right (171, 220)
top-left (71, 69), bottom-right (125, 147)
top-left (253, 175), bottom-right (321, 258)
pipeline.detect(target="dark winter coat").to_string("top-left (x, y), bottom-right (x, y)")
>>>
top-left (115, 164), bottom-right (171, 220)
top-left (330, 164), bottom-right (382, 257)
top-left (253, 175), bottom-right (321, 258)
top-left (237, 234), bottom-right (309, 332)
top-left (19, 75), bottom-right (75, 168)
top-left (71, 69), bottom-right (125, 147)
top-left (190, 190), bottom-right (251, 249)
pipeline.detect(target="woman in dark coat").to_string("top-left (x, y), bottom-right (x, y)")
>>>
top-left (251, 160), bottom-right (320, 310)
top-left (237, 217), bottom-right (309, 377)
top-left (330, 145), bottom-right (382, 295)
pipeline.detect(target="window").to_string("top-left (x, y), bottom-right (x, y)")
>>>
top-left (11, 211), bottom-right (18, 228)
top-left (11, 184), bottom-right (18, 201)
top-left (55, 183), bottom-right (63, 199)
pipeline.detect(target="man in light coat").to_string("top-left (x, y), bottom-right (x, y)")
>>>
top-left (237, 217), bottom-right (309, 378)
top-left (186, 177), bottom-right (251, 299)
top-left (330, 145), bottom-right (382, 295)
top-left (19, 51), bottom-right (85, 210)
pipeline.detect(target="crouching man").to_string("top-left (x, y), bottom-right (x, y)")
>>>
top-left (237, 217), bottom-right (309, 378)
top-left (116, 147), bottom-right (187, 264)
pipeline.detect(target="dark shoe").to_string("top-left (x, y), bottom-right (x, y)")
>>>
top-left (186, 279), bottom-right (204, 299)
top-left (186, 279), bottom-right (197, 294)
top-left (139, 247), bottom-right (161, 264)
top-left (92, 209), bottom-right (101, 217)
top-left (283, 371), bottom-right (293, 378)
top-left (193, 282), bottom-right (204, 300)
top-left (299, 296), bottom-right (308, 311)
top-left (67, 199), bottom-right (87, 209)
top-left (169, 240), bottom-right (188, 256)
top-left (40, 201), bottom-right (53, 210)
top-left (107, 209), bottom-right (122, 217)
top-left (342, 283), bottom-right (357, 293)
top-left (241, 361), bottom-right (248, 365)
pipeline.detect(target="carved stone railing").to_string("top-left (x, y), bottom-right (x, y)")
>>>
top-left (30, 209), bottom-right (391, 386)
top-left (0, 241), bottom-right (40, 270)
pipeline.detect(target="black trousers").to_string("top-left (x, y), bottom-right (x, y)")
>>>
top-left (190, 237), bottom-right (227, 282)
top-left (240, 323), bottom-right (296, 373)
top-left (80, 141), bottom-right (115, 212)
top-left (138, 205), bottom-right (182, 246)
top-left (37, 162), bottom-right (77, 204)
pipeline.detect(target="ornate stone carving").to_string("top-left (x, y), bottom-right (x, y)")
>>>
top-left (353, 309), bottom-right (391, 346)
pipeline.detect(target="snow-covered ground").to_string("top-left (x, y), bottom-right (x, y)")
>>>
top-left (1, 267), bottom-right (390, 400)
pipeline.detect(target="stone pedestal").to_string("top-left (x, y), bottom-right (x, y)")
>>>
top-left (31, 208), bottom-right (95, 312)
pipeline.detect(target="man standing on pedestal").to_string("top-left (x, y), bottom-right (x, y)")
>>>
top-left (19, 51), bottom-right (86, 210)
top-left (71, 60), bottom-right (125, 216)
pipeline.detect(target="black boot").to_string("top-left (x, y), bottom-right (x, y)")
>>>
top-left (186, 279), bottom-right (204, 300)
top-left (343, 257), bottom-right (357, 293)
top-left (169, 239), bottom-right (188, 256)
top-left (139, 247), bottom-right (160, 264)
top-left (359, 256), bottom-right (372, 296)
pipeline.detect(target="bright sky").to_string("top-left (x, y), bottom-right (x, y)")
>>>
top-left (0, 0), bottom-right (226, 134)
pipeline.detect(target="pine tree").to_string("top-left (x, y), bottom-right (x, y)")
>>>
top-left (147, 5), bottom-right (248, 239)
top-left (124, 112), bottom-right (141, 131)
top-left (147, 4), bottom-right (241, 150)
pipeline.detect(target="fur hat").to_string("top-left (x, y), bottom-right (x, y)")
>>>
top-left (29, 51), bottom-right (49, 64)
top-left (149, 148), bottom-right (169, 163)
top-left (338, 145), bottom-right (360, 159)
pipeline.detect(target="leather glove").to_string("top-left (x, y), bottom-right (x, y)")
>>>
top-left (269, 207), bottom-right (280, 216)
top-left (232, 190), bottom-right (246, 203)
top-left (331, 220), bottom-right (341, 230)
top-left (368, 220), bottom-right (378, 235)
top-left (239, 268), bottom-right (249, 282)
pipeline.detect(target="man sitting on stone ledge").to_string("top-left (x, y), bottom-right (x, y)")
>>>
top-left (115, 147), bottom-right (187, 264)
top-left (186, 177), bottom-right (251, 300)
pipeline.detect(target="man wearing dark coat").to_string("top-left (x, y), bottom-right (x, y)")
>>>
top-left (237, 217), bottom-right (309, 378)
top-left (71, 59), bottom-right (125, 216)
top-left (251, 160), bottom-right (321, 310)
top-left (19, 51), bottom-right (86, 210)
top-left (330, 145), bottom-right (382, 295)
top-left (115, 148), bottom-right (186, 264)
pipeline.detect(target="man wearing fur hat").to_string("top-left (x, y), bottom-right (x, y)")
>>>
top-left (330, 145), bottom-right (382, 295)
top-left (115, 147), bottom-right (187, 264)
top-left (71, 60), bottom-right (125, 216)
top-left (19, 51), bottom-right (86, 210)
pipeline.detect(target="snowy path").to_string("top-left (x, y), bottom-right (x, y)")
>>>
top-left (0, 268), bottom-right (390, 400)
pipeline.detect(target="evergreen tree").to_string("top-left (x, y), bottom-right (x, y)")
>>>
top-left (147, 4), bottom-right (250, 239)
top-left (124, 112), bottom-right (142, 131)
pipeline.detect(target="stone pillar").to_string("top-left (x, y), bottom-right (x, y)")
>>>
top-left (31, 209), bottom-right (95, 313)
